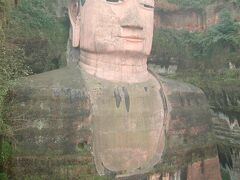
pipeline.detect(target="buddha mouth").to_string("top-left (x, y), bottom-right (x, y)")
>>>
top-left (118, 36), bottom-right (144, 42)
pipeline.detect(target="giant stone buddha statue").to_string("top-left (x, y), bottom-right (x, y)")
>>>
top-left (9, 0), bottom-right (222, 179)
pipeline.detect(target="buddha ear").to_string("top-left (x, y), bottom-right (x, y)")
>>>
top-left (68, 0), bottom-right (81, 47)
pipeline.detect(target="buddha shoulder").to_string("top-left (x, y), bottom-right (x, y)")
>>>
top-left (12, 67), bottom-right (88, 107)
top-left (154, 74), bottom-right (212, 131)
top-left (160, 76), bottom-right (210, 109)
top-left (15, 67), bottom-right (85, 89)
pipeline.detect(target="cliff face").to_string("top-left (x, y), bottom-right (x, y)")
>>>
top-left (154, 2), bottom-right (240, 178)
top-left (155, 0), bottom-right (240, 31)
top-left (205, 83), bottom-right (240, 125)
top-left (155, 9), bottom-right (204, 31)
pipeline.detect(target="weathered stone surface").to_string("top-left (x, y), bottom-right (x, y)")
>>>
top-left (8, 67), bottom-right (98, 179)
top-left (155, 10), bottom-right (204, 32)
top-left (187, 156), bottom-right (222, 180)
top-left (8, 66), bottom-right (220, 179)
top-left (7, 0), bottom-right (224, 179)
top-left (81, 69), bottom-right (166, 177)
top-left (155, 0), bottom-right (240, 31)
top-left (149, 71), bottom-right (217, 174)
top-left (230, 153), bottom-right (240, 180)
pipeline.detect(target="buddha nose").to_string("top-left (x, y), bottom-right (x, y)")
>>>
top-left (120, 7), bottom-right (143, 30)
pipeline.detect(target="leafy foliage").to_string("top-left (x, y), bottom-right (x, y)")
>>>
top-left (151, 10), bottom-right (240, 70)
top-left (0, 173), bottom-right (8, 180)
top-left (0, 1), bottom-right (69, 176)
top-left (0, 36), bottom-right (31, 135)
top-left (193, 10), bottom-right (240, 57)
top-left (151, 28), bottom-right (190, 65)
top-left (0, 141), bottom-right (12, 166)
top-left (0, 0), bottom-right (11, 26)
top-left (167, 0), bottom-right (212, 10)
top-left (5, 0), bottom-right (69, 73)
top-left (230, 0), bottom-right (240, 5)
top-left (0, 46), bottom-right (30, 81)
top-left (11, 0), bottom-right (58, 35)
top-left (0, 25), bottom-right (30, 134)
top-left (0, 17), bottom-right (31, 179)
top-left (0, 1), bottom-right (69, 177)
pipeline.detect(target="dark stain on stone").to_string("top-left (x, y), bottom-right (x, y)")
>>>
top-left (81, 0), bottom-right (86, 6)
top-left (144, 87), bottom-right (148, 92)
top-left (187, 98), bottom-right (191, 106)
top-left (183, 135), bottom-right (188, 143)
top-left (122, 87), bottom-right (130, 112)
top-left (180, 167), bottom-right (188, 180)
top-left (114, 88), bottom-right (121, 108)
top-left (102, 163), bottom-right (117, 178)
top-left (78, 140), bottom-right (88, 150)
top-left (159, 88), bottom-right (168, 118)
top-left (179, 93), bottom-right (185, 106)
top-left (195, 97), bottom-right (200, 105)
top-left (200, 159), bottom-right (205, 174)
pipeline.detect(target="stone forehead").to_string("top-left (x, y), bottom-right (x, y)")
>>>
top-left (70, 0), bottom-right (157, 6)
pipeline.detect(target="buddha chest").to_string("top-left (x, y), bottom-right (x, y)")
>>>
top-left (83, 73), bottom-right (166, 176)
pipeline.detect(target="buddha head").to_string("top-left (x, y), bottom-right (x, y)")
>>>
top-left (68, 0), bottom-right (155, 82)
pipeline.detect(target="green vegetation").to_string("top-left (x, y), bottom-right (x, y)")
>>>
top-left (151, 28), bottom-right (190, 67)
top-left (151, 9), bottom-right (240, 125)
top-left (221, 168), bottom-right (231, 180)
top-left (168, 0), bottom-right (211, 10)
top-left (227, 0), bottom-right (240, 6)
top-left (5, 0), bottom-right (69, 73)
top-left (0, 0), bottom-right (69, 178)
top-left (164, 0), bottom-right (240, 10)
top-left (0, 173), bottom-right (8, 180)
top-left (0, 26), bottom-right (31, 180)
top-left (197, 10), bottom-right (240, 59)
top-left (151, 10), bottom-right (240, 71)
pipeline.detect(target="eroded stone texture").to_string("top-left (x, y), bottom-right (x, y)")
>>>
top-left (8, 66), bottom-right (221, 179)
top-left (230, 154), bottom-right (240, 180)
top-left (155, 10), bottom-right (204, 31)
top-left (149, 71), bottom-right (218, 174)
top-left (8, 0), bottom-right (223, 179)
top-left (187, 156), bottom-right (222, 180)
top-left (8, 67), bottom-right (98, 179)
top-left (155, 0), bottom-right (240, 32)
top-left (81, 69), bottom-right (166, 177)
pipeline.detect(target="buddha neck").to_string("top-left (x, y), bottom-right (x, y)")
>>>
top-left (79, 50), bottom-right (150, 83)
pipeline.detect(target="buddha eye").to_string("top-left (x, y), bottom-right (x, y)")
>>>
top-left (106, 0), bottom-right (124, 4)
top-left (139, 0), bottom-right (154, 10)
top-left (143, 4), bottom-right (154, 9)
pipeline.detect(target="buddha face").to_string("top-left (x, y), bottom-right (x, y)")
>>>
top-left (69, 0), bottom-right (154, 56)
